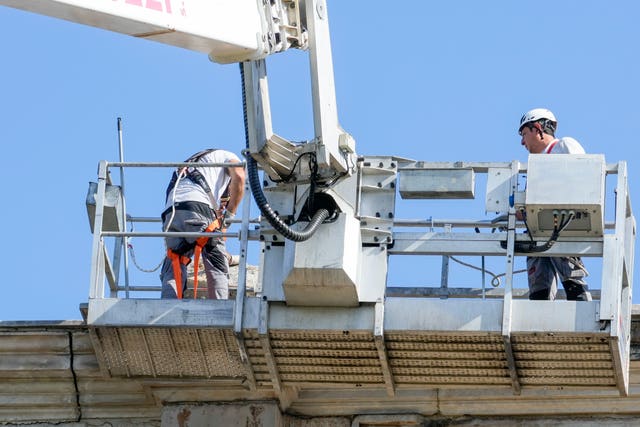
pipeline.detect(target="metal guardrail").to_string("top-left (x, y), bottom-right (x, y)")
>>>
top-left (88, 159), bottom-right (633, 304)
top-left (87, 158), bottom-right (635, 395)
top-left (88, 160), bottom-right (255, 299)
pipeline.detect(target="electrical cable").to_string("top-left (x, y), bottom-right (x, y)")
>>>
top-left (240, 63), bottom-right (329, 242)
top-left (163, 168), bottom-right (186, 232)
top-left (269, 151), bottom-right (317, 184)
top-left (449, 256), bottom-right (527, 288)
top-left (128, 239), bottom-right (164, 273)
top-left (128, 168), bottom-right (187, 273)
top-left (511, 211), bottom-right (575, 253)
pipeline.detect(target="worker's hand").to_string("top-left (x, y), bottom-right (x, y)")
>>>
top-left (222, 210), bottom-right (235, 228)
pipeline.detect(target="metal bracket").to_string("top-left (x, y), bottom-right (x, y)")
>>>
top-left (501, 160), bottom-right (522, 395)
top-left (258, 298), bottom-right (291, 409)
top-left (374, 301), bottom-right (395, 397)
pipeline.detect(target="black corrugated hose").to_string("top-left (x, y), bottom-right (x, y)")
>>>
top-left (239, 63), bottom-right (330, 242)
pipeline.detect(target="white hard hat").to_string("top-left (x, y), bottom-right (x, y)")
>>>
top-left (519, 108), bottom-right (557, 131)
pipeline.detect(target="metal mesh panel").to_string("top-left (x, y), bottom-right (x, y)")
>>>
top-left (170, 328), bottom-right (206, 377)
top-left (93, 327), bottom-right (247, 379)
top-left (385, 332), bottom-right (503, 343)
top-left (278, 373), bottom-right (383, 384)
top-left (395, 375), bottom-right (512, 385)
top-left (520, 377), bottom-right (616, 386)
top-left (92, 326), bottom-right (621, 392)
top-left (267, 348), bottom-right (378, 358)
top-left (387, 341), bottom-right (504, 352)
top-left (275, 356), bottom-right (380, 367)
top-left (94, 328), bottom-right (129, 376)
top-left (116, 328), bottom-right (154, 376)
top-left (387, 350), bottom-right (505, 360)
top-left (269, 331), bottom-right (373, 341)
top-left (263, 330), bottom-right (383, 386)
top-left (199, 329), bottom-right (245, 377)
top-left (386, 332), bottom-right (509, 386)
top-left (512, 332), bottom-right (616, 387)
top-left (142, 328), bottom-right (180, 376)
top-left (512, 351), bottom-right (612, 361)
top-left (516, 360), bottom-right (613, 369)
top-left (242, 332), bottom-right (273, 388)
top-left (392, 359), bottom-right (506, 368)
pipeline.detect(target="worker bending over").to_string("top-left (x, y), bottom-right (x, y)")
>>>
top-left (160, 149), bottom-right (245, 299)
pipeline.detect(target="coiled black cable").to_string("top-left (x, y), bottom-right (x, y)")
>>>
top-left (512, 211), bottom-right (575, 253)
top-left (240, 63), bottom-right (329, 242)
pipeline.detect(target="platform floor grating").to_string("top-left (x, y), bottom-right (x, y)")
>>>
top-left (243, 329), bottom-right (383, 387)
top-left (512, 332), bottom-right (616, 386)
top-left (92, 327), bottom-right (619, 391)
top-left (92, 327), bottom-right (246, 378)
top-left (386, 332), bottom-right (511, 386)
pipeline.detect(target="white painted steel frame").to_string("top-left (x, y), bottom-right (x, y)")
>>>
top-left (0, 0), bottom-right (272, 62)
top-left (87, 159), bottom-right (634, 396)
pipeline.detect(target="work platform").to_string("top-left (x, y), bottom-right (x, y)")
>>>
top-left (69, 155), bottom-right (638, 424)
top-left (86, 297), bottom-right (623, 397)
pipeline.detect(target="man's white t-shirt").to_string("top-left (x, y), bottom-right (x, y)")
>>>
top-left (165, 149), bottom-right (241, 211)
top-left (545, 137), bottom-right (586, 154)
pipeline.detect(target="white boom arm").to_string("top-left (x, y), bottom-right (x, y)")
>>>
top-left (0, 0), bottom-right (305, 63)
top-left (3, 0), bottom-right (355, 240)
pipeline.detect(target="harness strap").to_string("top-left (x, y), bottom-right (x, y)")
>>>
top-left (165, 148), bottom-right (221, 209)
top-left (192, 218), bottom-right (222, 299)
top-left (166, 249), bottom-right (191, 299)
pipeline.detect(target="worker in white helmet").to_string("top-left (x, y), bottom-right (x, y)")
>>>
top-left (518, 108), bottom-right (592, 301)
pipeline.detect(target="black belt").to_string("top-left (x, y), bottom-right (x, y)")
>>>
top-left (161, 201), bottom-right (214, 222)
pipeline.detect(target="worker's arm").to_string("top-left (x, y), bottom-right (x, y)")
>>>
top-left (225, 160), bottom-right (246, 215)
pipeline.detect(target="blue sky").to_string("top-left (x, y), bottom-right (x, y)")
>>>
top-left (0, 1), bottom-right (638, 320)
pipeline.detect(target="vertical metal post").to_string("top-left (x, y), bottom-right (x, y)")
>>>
top-left (439, 256), bottom-right (449, 297)
top-left (605, 161), bottom-right (631, 395)
top-left (232, 172), bottom-right (257, 391)
top-left (242, 60), bottom-right (274, 157)
top-left (117, 118), bottom-right (131, 298)
top-left (481, 256), bottom-right (486, 300)
top-left (374, 300), bottom-right (395, 397)
top-left (601, 162), bottom-right (627, 322)
top-left (258, 298), bottom-right (284, 398)
top-left (501, 160), bottom-right (521, 394)
top-left (440, 223), bottom-right (451, 298)
top-left (89, 161), bottom-right (109, 299)
top-left (303, 0), bottom-right (346, 173)
top-left (234, 176), bottom-right (251, 335)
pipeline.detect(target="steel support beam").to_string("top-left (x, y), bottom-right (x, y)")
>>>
top-left (374, 301), bottom-right (395, 397)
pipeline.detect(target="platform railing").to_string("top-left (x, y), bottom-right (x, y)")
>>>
top-left (87, 160), bottom-right (258, 310)
top-left (388, 159), bottom-right (634, 394)
top-left (86, 158), bottom-right (635, 396)
top-left (389, 160), bottom-right (629, 299)
top-left (88, 159), bottom-right (633, 307)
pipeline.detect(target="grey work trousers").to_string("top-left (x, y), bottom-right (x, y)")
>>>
top-left (160, 207), bottom-right (229, 299)
top-left (527, 256), bottom-right (590, 301)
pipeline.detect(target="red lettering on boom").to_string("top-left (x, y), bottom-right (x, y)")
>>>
top-left (121, 0), bottom-right (173, 14)
top-left (146, 0), bottom-right (162, 11)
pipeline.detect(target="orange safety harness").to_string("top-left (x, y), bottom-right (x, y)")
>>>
top-left (164, 149), bottom-right (232, 299)
top-left (166, 217), bottom-right (222, 299)
top-left (167, 219), bottom-right (220, 299)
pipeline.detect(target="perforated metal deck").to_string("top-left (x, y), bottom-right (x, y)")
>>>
top-left (88, 297), bottom-right (624, 396)
top-left (91, 327), bottom-right (245, 378)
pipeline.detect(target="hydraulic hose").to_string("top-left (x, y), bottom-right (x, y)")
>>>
top-left (240, 63), bottom-right (329, 242)
top-left (508, 211), bottom-right (575, 253)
